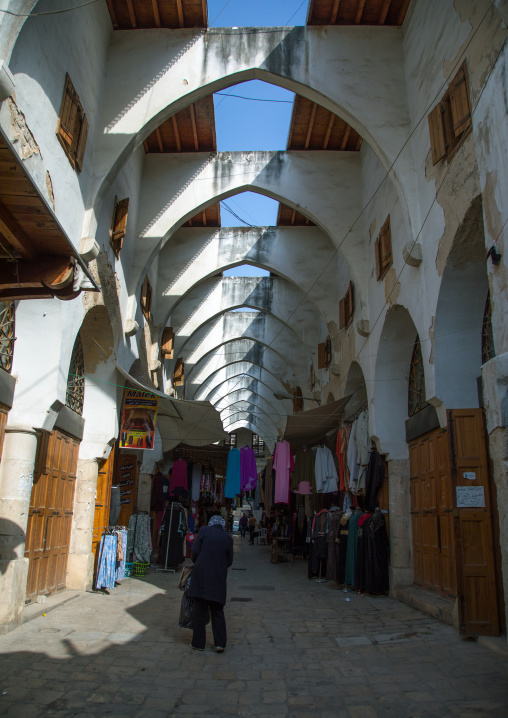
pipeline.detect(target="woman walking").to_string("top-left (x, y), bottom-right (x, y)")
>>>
top-left (187, 515), bottom-right (234, 652)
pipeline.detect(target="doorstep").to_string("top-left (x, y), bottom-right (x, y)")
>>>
top-left (23, 590), bottom-right (81, 625)
top-left (393, 585), bottom-right (457, 628)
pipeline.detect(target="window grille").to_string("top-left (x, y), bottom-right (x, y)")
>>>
top-left (0, 301), bottom-right (15, 373)
top-left (482, 291), bottom-right (495, 364)
top-left (225, 432), bottom-right (237, 448)
top-left (252, 433), bottom-right (264, 455)
top-left (408, 336), bottom-right (426, 417)
top-left (66, 336), bottom-right (85, 415)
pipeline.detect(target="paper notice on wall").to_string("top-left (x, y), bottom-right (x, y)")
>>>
top-left (456, 486), bottom-right (485, 508)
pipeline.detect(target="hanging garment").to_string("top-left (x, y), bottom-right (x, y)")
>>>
top-left (115, 529), bottom-right (128, 582)
top-left (109, 486), bottom-right (121, 526)
top-left (355, 512), bottom-right (373, 592)
top-left (337, 512), bottom-right (350, 585)
top-left (96, 534), bottom-right (117, 590)
top-left (364, 449), bottom-right (386, 511)
top-left (366, 510), bottom-right (390, 593)
top-left (273, 440), bottom-right (294, 504)
top-left (170, 459), bottom-right (188, 495)
top-left (336, 431), bottom-right (345, 491)
top-left (150, 471), bottom-right (168, 511)
top-left (326, 509), bottom-right (343, 581)
top-left (240, 445), bottom-right (258, 491)
top-left (347, 422), bottom-right (360, 491)
top-left (355, 411), bottom-right (370, 491)
top-left (191, 464), bottom-right (202, 501)
top-left (291, 447), bottom-right (316, 492)
top-left (314, 445), bottom-right (339, 493)
top-left (127, 513), bottom-right (152, 563)
top-left (224, 448), bottom-right (241, 498)
top-left (344, 510), bottom-right (362, 587)
top-left (160, 503), bottom-right (187, 567)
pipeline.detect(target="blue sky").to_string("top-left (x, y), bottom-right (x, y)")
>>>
top-left (207, 1), bottom-right (310, 271)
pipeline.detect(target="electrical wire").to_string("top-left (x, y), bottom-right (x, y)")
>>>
top-left (215, 92), bottom-right (294, 103)
top-left (220, 201), bottom-right (255, 227)
top-left (285, 0), bottom-right (308, 26)
top-left (209, 0), bottom-right (234, 27)
top-left (0, 0), bottom-right (101, 16)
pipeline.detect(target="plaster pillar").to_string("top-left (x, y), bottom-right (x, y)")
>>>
top-left (481, 352), bottom-right (508, 639)
top-left (387, 458), bottom-right (413, 591)
top-left (66, 458), bottom-right (99, 591)
top-left (137, 472), bottom-right (152, 513)
top-left (0, 425), bottom-right (38, 632)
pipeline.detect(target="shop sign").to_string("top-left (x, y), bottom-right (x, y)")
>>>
top-left (463, 472), bottom-right (476, 480)
top-left (120, 388), bottom-right (158, 450)
top-left (456, 486), bottom-right (485, 508)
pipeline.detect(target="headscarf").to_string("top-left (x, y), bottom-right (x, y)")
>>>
top-left (208, 515), bottom-right (225, 530)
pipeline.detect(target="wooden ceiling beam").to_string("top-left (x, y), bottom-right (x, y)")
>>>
top-left (172, 115), bottom-right (182, 152)
top-left (330, 0), bottom-right (341, 24)
top-left (323, 113), bottom-right (335, 149)
top-left (106, 0), bottom-right (118, 28)
top-left (304, 103), bottom-right (317, 150)
top-left (355, 0), bottom-right (366, 24)
top-left (201, 0), bottom-right (207, 26)
top-left (291, 209), bottom-right (296, 225)
top-left (126, 0), bottom-right (137, 28)
top-left (0, 203), bottom-right (36, 260)
top-left (152, 0), bottom-right (161, 27)
top-left (340, 125), bottom-right (351, 150)
top-left (156, 127), bottom-right (164, 153)
top-left (379, 0), bottom-right (391, 24)
top-left (143, 140), bottom-right (149, 153)
top-left (202, 210), bottom-right (207, 227)
top-left (286, 97), bottom-right (298, 149)
top-left (397, 0), bottom-right (411, 24)
top-left (190, 104), bottom-right (199, 151)
top-left (176, 0), bottom-right (184, 27)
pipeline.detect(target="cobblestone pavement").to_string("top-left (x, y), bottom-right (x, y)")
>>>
top-left (1, 535), bottom-right (507, 717)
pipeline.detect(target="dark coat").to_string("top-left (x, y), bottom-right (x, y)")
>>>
top-left (188, 526), bottom-right (234, 605)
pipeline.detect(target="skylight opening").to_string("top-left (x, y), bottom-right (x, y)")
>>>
top-left (223, 265), bottom-right (270, 277)
top-left (208, 0), bottom-right (310, 28)
top-left (221, 192), bottom-right (279, 227)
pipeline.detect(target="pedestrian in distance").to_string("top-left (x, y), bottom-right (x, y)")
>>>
top-left (239, 513), bottom-right (248, 537)
top-left (188, 515), bottom-right (234, 652)
top-left (248, 513), bottom-right (256, 544)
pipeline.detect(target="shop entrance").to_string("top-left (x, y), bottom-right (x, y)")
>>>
top-left (409, 409), bottom-right (501, 636)
top-left (25, 429), bottom-right (79, 603)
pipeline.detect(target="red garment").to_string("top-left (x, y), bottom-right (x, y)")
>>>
top-left (170, 459), bottom-right (188, 493)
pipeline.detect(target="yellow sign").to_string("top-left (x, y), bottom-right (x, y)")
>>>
top-left (119, 389), bottom-right (158, 450)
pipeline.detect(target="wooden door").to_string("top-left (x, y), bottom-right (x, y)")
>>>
top-left (448, 409), bottom-right (500, 636)
top-left (25, 429), bottom-right (79, 603)
top-left (91, 449), bottom-right (115, 572)
top-left (409, 427), bottom-right (456, 598)
top-left (115, 452), bottom-right (138, 528)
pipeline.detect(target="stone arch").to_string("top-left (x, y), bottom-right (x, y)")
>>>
top-left (373, 305), bottom-right (419, 460)
top-left (78, 305), bottom-right (119, 461)
top-left (344, 360), bottom-right (368, 420)
top-left (192, 360), bottom-right (292, 404)
top-left (433, 195), bottom-right (488, 410)
top-left (201, 372), bottom-right (293, 415)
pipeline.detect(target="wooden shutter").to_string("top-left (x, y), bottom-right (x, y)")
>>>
top-left (324, 335), bottom-right (332, 368)
top-left (449, 65), bottom-right (471, 138)
top-left (293, 386), bottom-right (303, 414)
top-left (161, 327), bottom-right (175, 358)
top-left (57, 75), bottom-right (81, 163)
top-left (428, 104), bottom-right (446, 165)
top-left (377, 216), bottom-right (392, 279)
top-left (111, 197), bottom-right (129, 257)
top-left (346, 281), bottom-right (354, 326)
top-left (75, 114), bottom-right (88, 172)
top-left (141, 276), bottom-right (152, 319)
top-left (318, 342), bottom-right (326, 369)
top-left (173, 358), bottom-right (184, 386)
top-left (339, 297), bottom-right (346, 329)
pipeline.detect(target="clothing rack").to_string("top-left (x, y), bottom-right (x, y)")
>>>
top-left (156, 502), bottom-right (183, 574)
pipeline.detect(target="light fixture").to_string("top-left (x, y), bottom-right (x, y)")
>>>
top-left (273, 390), bottom-right (321, 405)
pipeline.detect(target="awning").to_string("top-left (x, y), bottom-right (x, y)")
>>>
top-left (115, 364), bottom-right (228, 452)
top-left (284, 395), bottom-right (353, 449)
top-left (0, 127), bottom-right (99, 300)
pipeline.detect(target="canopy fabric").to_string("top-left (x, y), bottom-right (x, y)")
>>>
top-left (115, 364), bottom-right (228, 452)
top-left (284, 395), bottom-right (353, 449)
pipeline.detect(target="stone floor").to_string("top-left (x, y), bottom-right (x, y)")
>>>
top-left (1, 535), bottom-right (507, 717)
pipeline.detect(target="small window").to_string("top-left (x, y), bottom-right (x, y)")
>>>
top-left (161, 327), bottom-right (175, 359)
top-left (140, 276), bottom-right (152, 320)
top-left (110, 197), bottom-right (129, 259)
top-left (0, 301), bottom-right (15, 373)
top-left (428, 62), bottom-right (472, 165)
top-left (252, 434), bottom-right (264, 455)
top-left (293, 386), bottom-right (303, 414)
top-left (56, 74), bottom-right (88, 171)
top-left (309, 363), bottom-right (315, 391)
top-left (375, 216), bottom-right (392, 280)
top-left (66, 335), bottom-right (85, 415)
top-left (482, 291), bottom-right (495, 364)
top-left (173, 358), bottom-right (184, 387)
top-left (339, 281), bottom-right (354, 330)
top-left (225, 432), bottom-right (237, 448)
top-left (318, 336), bottom-right (332, 369)
top-left (408, 336), bottom-right (427, 417)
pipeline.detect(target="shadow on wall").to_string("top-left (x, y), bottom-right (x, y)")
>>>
top-left (0, 519), bottom-right (25, 575)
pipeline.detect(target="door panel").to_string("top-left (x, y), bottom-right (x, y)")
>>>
top-left (25, 429), bottom-right (79, 603)
top-left (91, 450), bottom-right (115, 574)
top-left (449, 409), bottom-right (499, 636)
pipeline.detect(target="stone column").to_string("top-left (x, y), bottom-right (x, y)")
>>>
top-left (66, 458), bottom-right (99, 591)
top-left (0, 425), bottom-right (38, 632)
top-left (387, 458), bottom-right (413, 591)
top-left (482, 352), bottom-right (508, 639)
